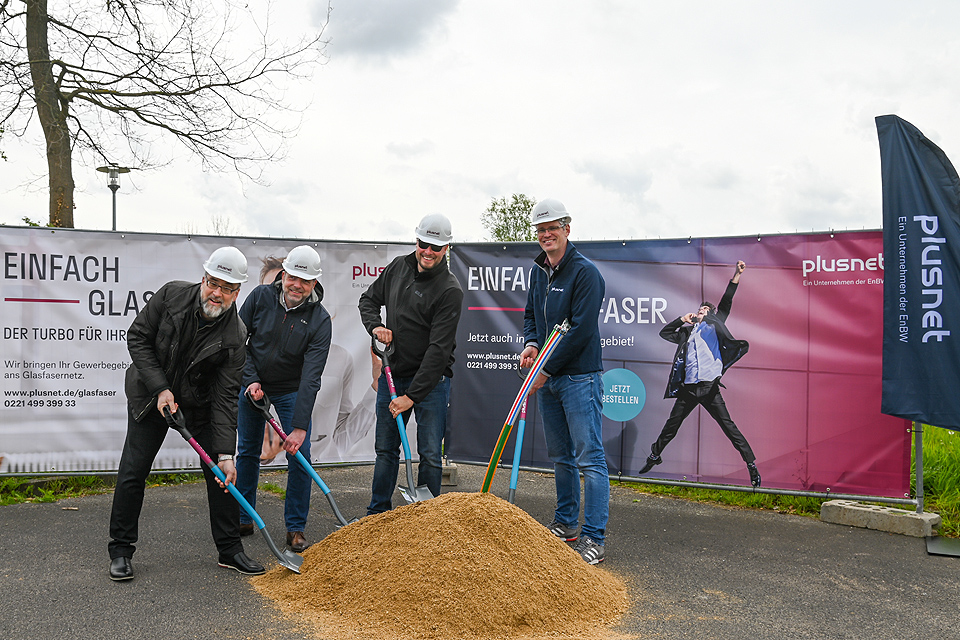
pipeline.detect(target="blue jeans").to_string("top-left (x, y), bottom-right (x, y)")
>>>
top-left (236, 388), bottom-right (313, 532)
top-left (538, 372), bottom-right (609, 543)
top-left (367, 374), bottom-right (450, 515)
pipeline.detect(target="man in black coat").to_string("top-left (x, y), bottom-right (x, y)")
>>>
top-left (108, 247), bottom-right (264, 581)
top-left (639, 260), bottom-right (760, 487)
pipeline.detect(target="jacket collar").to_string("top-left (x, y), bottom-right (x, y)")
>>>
top-left (534, 241), bottom-right (578, 274)
top-left (271, 278), bottom-right (324, 309)
top-left (404, 250), bottom-right (449, 281)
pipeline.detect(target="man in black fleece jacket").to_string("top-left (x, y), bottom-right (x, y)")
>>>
top-left (358, 214), bottom-right (463, 513)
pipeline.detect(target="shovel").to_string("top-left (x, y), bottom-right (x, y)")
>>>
top-left (508, 364), bottom-right (529, 504)
top-left (481, 319), bottom-right (570, 493)
top-left (370, 337), bottom-right (435, 503)
top-left (244, 389), bottom-right (358, 528)
top-left (162, 407), bottom-right (303, 574)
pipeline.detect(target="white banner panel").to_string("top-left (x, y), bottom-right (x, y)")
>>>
top-left (0, 228), bottom-right (410, 473)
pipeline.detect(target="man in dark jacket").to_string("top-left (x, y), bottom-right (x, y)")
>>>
top-left (236, 245), bottom-right (331, 552)
top-left (520, 198), bottom-right (608, 565)
top-left (358, 213), bottom-right (463, 514)
top-left (639, 260), bottom-right (760, 487)
top-left (108, 247), bottom-right (263, 581)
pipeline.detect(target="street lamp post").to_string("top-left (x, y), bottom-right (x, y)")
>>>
top-left (96, 164), bottom-right (131, 231)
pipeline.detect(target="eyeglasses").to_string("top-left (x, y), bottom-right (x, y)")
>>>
top-left (536, 224), bottom-right (566, 236)
top-left (417, 239), bottom-right (446, 252)
top-left (203, 275), bottom-right (241, 294)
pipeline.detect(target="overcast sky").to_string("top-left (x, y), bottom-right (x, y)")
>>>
top-left (3, 1), bottom-right (960, 243)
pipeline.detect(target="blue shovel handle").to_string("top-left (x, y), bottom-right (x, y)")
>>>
top-left (163, 407), bottom-right (302, 572)
top-left (245, 390), bottom-right (356, 526)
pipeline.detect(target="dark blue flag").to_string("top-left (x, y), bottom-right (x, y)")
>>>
top-left (878, 114), bottom-right (960, 427)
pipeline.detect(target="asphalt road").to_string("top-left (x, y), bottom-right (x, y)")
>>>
top-left (0, 463), bottom-right (956, 640)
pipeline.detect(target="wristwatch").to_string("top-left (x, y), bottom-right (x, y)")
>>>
top-left (218, 454), bottom-right (234, 462)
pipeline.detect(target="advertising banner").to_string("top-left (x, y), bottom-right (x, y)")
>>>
top-left (1, 227), bottom-right (911, 499)
top-left (447, 233), bottom-right (910, 498)
top-left (1, 228), bottom-right (409, 473)
top-left (877, 115), bottom-right (960, 427)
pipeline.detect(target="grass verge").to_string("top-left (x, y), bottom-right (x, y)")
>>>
top-left (619, 426), bottom-right (960, 538)
top-left (915, 425), bottom-right (960, 538)
top-left (0, 473), bottom-right (200, 506)
top-left (0, 470), bottom-right (288, 506)
top-left (615, 480), bottom-right (826, 518)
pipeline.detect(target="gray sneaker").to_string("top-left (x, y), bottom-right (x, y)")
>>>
top-left (573, 536), bottom-right (605, 564)
top-left (546, 519), bottom-right (579, 541)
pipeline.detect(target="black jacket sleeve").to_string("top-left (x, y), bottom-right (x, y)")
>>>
top-left (126, 283), bottom-right (173, 398)
top-left (716, 280), bottom-right (738, 322)
top-left (659, 317), bottom-right (689, 344)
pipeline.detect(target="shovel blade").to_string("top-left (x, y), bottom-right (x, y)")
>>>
top-left (399, 483), bottom-right (435, 504)
top-left (257, 526), bottom-right (304, 574)
top-left (279, 550), bottom-right (304, 574)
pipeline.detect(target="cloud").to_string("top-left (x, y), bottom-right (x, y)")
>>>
top-left (777, 158), bottom-right (870, 232)
top-left (386, 139), bottom-right (435, 160)
top-left (697, 165), bottom-right (741, 191)
top-left (322, 0), bottom-right (459, 60)
top-left (574, 156), bottom-right (656, 205)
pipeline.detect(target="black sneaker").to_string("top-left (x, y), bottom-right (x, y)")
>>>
top-left (638, 454), bottom-right (662, 474)
top-left (573, 536), bottom-right (605, 565)
top-left (218, 552), bottom-right (265, 575)
top-left (748, 464), bottom-right (761, 488)
top-left (546, 519), bottom-right (579, 542)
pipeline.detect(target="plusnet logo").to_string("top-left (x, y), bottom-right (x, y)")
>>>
top-left (352, 263), bottom-right (385, 280)
top-left (801, 253), bottom-right (884, 278)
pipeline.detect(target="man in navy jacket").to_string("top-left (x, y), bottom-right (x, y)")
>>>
top-left (235, 245), bottom-right (331, 552)
top-left (639, 260), bottom-right (760, 487)
top-left (520, 198), bottom-right (608, 565)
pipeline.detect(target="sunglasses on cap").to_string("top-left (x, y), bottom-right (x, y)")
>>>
top-left (417, 239), bottom-right (446, 252)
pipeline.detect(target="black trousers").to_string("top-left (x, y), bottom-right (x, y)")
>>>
top-left (651, 380), bottom-right (756, 464)
top-left (108, 406), bottom-right (242, 560)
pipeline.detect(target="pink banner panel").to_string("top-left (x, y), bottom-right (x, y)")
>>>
top-left (449, 231), bottom-right (911, 499)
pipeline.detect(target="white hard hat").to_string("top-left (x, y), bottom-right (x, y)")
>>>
top-left (530, 198), bottom-right (571, 226)
top-left (282, 245), bottom-right (322, 280)
top-left (203, 246), bottom-right (248, 284)
top-left (415, 213), bottom-right (453, 246)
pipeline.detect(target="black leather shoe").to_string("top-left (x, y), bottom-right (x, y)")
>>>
top-left (287, 531), bottom-right (310, 552)
top-left (749, 465), bottom-right (761, 488)
top-left (239, 523), bottom-right (255, 536)
top-left (638, 455), bottom-right (662, 474)
top-left (109, 557), bottom-right (133, 581)
top-left (218, 552), bottom-right (265, 575)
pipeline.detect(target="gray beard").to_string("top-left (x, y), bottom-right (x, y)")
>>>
top-left (201, 299), bottom-right (229, 320)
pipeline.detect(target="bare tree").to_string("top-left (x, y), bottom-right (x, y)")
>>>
top-left (208, 213), bottom-right (237, 236)
top-left (0, 0), bottom-right (327, 227)
top-left (482, 193), bottom-right (538, 242)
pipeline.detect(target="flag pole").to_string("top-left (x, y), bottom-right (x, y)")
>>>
top-left (914, 422), bottom-right (924, 514)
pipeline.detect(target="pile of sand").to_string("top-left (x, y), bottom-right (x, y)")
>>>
top-left (252, 491), bottom-right (628, 640)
